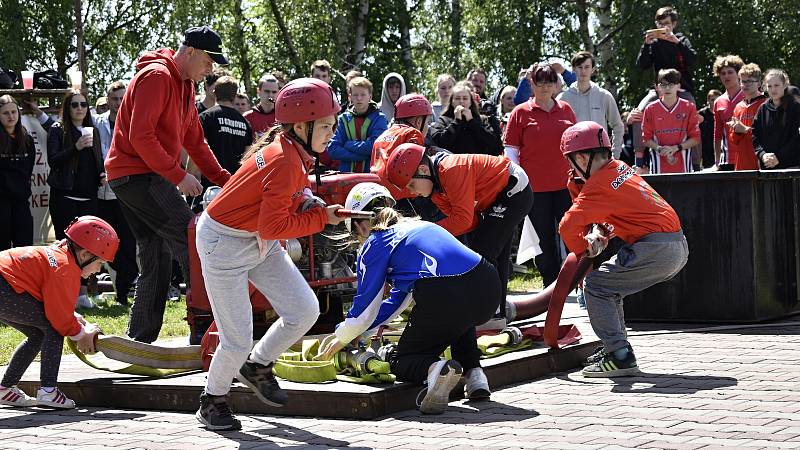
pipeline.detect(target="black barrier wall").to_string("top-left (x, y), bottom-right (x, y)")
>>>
top-left (624, 170), bottom-right (800, 323)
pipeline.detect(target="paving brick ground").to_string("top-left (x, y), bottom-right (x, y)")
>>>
top-left (1, 321), bottom-right (798, 449)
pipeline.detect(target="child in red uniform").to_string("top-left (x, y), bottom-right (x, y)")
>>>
top-left (559, 122), bottom-right (688, 377)
top-left (195, 78), bottom-right (346, 430)
top-left (0, 216), bottom-right (117, 408)
top-left (386, 143), bottom-right (533, 320)
top-left (640, 69), bottom-right (700, 174)
top-left (727, 64), bottom-right (767, 171)
top-left (370, 93), bottom-right (432, 200)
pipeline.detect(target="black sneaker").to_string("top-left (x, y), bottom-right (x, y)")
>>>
top-left (196, 392), bottom-right (241, 431)
top-left (582, 346), bottom-right (605, 366)
top-left (238, 360), bottom-right (288, 407)
top-left (582, 345), bottom-right (641, 378)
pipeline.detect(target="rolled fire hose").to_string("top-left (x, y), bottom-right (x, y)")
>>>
top-left (67, 335), bottom-right (202, 377)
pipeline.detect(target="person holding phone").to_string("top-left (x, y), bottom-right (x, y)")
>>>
top-left (636, 6), bottom-right (697, 100)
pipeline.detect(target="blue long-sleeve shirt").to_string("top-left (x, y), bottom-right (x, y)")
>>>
top-left (514, 69), bottom-right (576, 105)
top-left (327, 103), bottom-right (389, 172)
top-left (334, 221), bottom-right (481, 344)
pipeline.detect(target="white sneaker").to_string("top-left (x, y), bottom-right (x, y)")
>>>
top-left (0, 386), bottom-right (37, 407)
top-left (464, 367), bottom-right (491, 400)
top-left (36, 388), bottom-right (76, 409)
top-left (418, 359), bottom-right (463, 414)
top-left (76, 294), bottom-right (94, 309)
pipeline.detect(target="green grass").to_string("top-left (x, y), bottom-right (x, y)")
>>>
top-left (0, 296), bottom-right (189, 366)
top-left (508, 265), bottom-right (544, 293)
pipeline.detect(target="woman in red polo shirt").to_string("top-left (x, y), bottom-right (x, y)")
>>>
top-left (503, 64), bottom-right (576, 286)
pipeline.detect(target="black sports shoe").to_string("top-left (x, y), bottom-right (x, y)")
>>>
top-left (196, 392), bottom-right (241, 431)
top-left (582, 346), bottom-right (605, 366)
top-left (582, 345), bottom-right (641, 378)
top-left (238, 360), bottom-right (288, 407)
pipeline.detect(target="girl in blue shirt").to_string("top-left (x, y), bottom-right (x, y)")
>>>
top-left (319, 182), bottom-right (501, 414)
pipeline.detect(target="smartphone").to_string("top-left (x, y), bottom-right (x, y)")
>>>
top-left (645, 28), bottom-right (668, 37)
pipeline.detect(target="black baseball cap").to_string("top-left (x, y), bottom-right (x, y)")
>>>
top-left (183, 26), bottom-right (229, 65)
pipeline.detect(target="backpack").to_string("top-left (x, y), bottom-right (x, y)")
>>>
top-left (34, 70), bottom-right (69, 89)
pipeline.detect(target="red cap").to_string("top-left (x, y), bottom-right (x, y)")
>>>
top-left (275, 78), bottom-right (341, 123)
top-left (560, 121), bottom-right (612, 156)
top-left (387, 143), bottom-right (426, 189)
top-left (65, 216), bottom-right (119, 261)
top-left (394, 94), bottom-right (432, 119)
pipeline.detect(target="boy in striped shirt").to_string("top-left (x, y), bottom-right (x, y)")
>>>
top-left (640, 69), bottom-right (700, 174)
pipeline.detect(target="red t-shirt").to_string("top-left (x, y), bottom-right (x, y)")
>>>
top-left (713, 89), bottom-right (744, 165)
top-left (243, 105), bottom-right (276, 139)
top-left (729, 95), bottom-right (768, 171)
top-left (559, 159), bottom-right (681, 254)
top-left (503, 99), bottom-right (576, 192)
top-left (0, 243), bottom-right (82, 337)
top-left (642, 98), bottom-right (700, 174)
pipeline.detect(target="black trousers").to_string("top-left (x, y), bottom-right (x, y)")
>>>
top-left (48, 191), bottom-right (97, 240)
top-left (528, 189), bottom-right (572, 286)
top-left (109, 174), bottom-right (193, 343)
top-left (467, 180), bottom-right (533, 307)
top-left (0, 196), bottom-right (33, 251)
top-left (96, 199), bottom-right (139, 301)
top-left (390, 258), bottom-right (501, 383)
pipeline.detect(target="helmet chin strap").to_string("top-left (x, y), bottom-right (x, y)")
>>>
top-left (569, 153), bottom-right (596, 180)
top-left (289, 123), bottom-right (322, 187)
top-left (67, 240), bottom-right (97, 269)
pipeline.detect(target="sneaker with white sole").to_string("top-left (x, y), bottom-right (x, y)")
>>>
top-left (36, 388), bottom-right (75, 409)
top-left (0, 386), bottom-right (36, 407)
top-left (418, 359), bottom-right (463, 414)
top-left (464, 367), bottom-right (491, 400)
top-left (582, 345), bottom-right (641, 378)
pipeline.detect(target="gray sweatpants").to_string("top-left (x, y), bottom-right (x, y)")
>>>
top-left (196, 214), bottom-right (319, 396)
top-left (584, 231), bottom-right (689, 353)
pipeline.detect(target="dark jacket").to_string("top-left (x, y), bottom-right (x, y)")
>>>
top-left (46, 122), bottom-right (103, 194)
top-left (429, 114), bottom-right (503, 156)
top-left (637, 33), bottom-right (697, 94)
top-left (752, 98), bottom-right (800, 169)
top-left (0, 133), bottom-right (35, 199)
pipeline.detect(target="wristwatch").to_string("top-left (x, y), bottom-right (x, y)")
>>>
top-left (677, 143), bottom-right (684, 152)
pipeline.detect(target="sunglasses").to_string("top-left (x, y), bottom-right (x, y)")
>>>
top-left (70, 101), bottom-right (89, 109)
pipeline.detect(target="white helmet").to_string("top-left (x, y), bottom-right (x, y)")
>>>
top-left (201, 186), bottom-right (222, 209)
top-left (344, 182), bottom-right (396, 231)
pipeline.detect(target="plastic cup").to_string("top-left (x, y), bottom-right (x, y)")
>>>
top-left (81, 127), bottom-right (94, 145)
top-left (70, 71), bottom-right (83, 90)
top-left (21, 71), bottom-right (34, 90)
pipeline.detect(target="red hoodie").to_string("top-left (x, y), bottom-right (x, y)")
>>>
top-left (105, 49), bottom-right (230, 186)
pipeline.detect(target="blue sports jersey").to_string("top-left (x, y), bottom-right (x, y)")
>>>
top-left (334, 220), bottom-right (482, 344)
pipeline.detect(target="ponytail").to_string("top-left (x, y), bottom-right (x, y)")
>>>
top-left (370, 207), bottom-right (414, 232)
top-left (240, 124), bottom-right (291, 164)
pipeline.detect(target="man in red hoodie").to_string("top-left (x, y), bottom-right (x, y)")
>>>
top-left (105, 26), bottom-right (232, 343)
